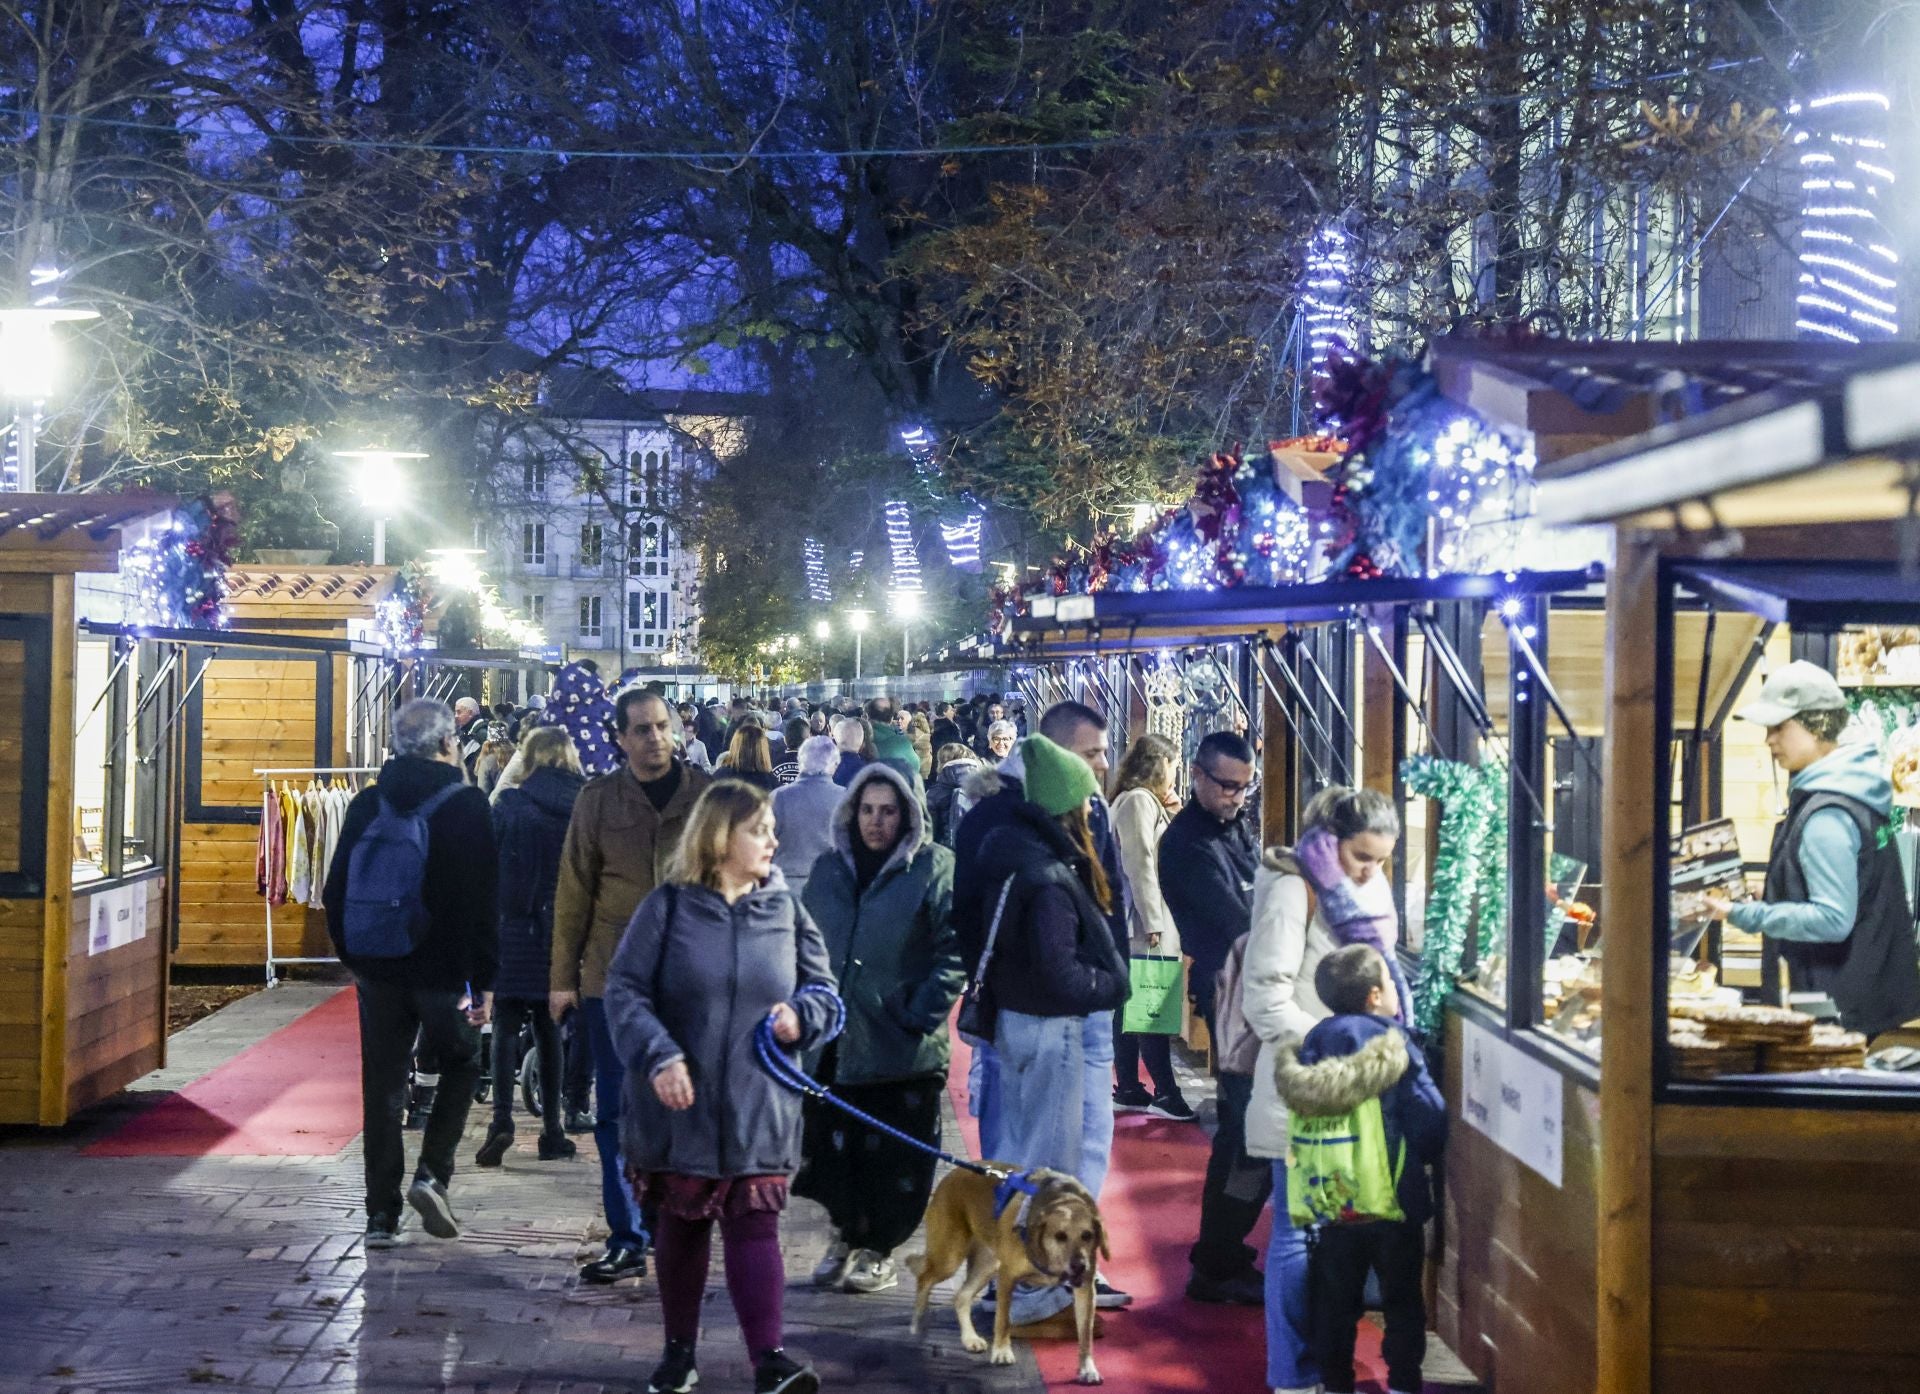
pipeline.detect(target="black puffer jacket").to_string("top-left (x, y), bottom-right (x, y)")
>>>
top-left (973, 798), bottom-right (1128, 1020)
top-left (490, 765), bottom-right (585, 999)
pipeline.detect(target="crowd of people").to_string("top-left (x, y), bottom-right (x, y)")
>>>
top-left (323, 682), bottom-right (1447, 1394)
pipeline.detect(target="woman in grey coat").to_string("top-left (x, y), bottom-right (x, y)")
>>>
top-left (605, 781), bottom-right (837, 1394)
top-left (771, 735), bottom-right (845, 898)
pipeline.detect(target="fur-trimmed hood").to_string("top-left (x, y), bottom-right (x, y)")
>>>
top-left (962, 764), bottom-right (1018, 804)
top-left (1273, 1017), bottom-right (1409, 1118)
top-left (831, 760), bottom-right (928, 874)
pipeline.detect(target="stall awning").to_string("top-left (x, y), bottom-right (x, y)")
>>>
top-left (1672, 562), bottom-right (1920, 626)
top-left (1010, 568), bottom-right (1600, 640)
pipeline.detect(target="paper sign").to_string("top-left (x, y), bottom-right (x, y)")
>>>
top-left (1461, 1018), bottom-right (1564, 1187)
top-left (85, 881), bottom-right (152, 956)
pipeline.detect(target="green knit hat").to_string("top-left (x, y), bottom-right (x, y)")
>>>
top-left (869, 724), bottom-right (927, 797)
top-left (1019, 734), bottom-right (1098, 816)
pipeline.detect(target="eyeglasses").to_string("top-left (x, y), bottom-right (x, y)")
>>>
top-left (1195, 764), bottom-right (1258, 798)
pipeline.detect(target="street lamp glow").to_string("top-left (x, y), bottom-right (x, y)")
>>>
top-left (893, 590), bottom-right (922, 620)
top-left (847, 609), bottom-right (871, 633)
top-left (334, 446), bottom-right (427, 564)
top-left (1, 305), bottom-right (100, 492)
top-left (425, 548), bottom-right (485, 593)
top-left (813, 620), bottom-right (831, 641)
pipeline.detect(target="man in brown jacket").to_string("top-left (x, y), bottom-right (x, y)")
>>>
top-left (549, 687), bottom-right (711, 1283)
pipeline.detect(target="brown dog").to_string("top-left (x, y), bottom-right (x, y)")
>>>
top-left (908, 1164), bottom-right (1108, 1385)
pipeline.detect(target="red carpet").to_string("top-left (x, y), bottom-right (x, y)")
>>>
top-left (944, 1029), bottom-right (1397, 1391)
top-left (85, 988), bottom-right (363, 1157)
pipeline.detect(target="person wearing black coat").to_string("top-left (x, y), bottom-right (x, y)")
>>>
top-left (476, 729), bottom-right (586, 1167)
top-left (322, 700), bottom-right (499, 1248)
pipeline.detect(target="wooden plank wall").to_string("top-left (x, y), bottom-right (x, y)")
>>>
top-left (1436, 1009), bottom-right (1600, 1394)
top-left (176, 656), bottom-right (330, 965)
top-left (0, 631), bottom-right (23, 872)
top-left (63, 876), bottom-right (167, 1115)
top-left (1652, 1104), bottom-right (1920, 1393)
top-left (0, 898), bottom-right (45, 1123)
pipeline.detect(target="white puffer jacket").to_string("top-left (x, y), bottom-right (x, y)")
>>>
top-left (1242, 850), bottom-right (1397, 1160)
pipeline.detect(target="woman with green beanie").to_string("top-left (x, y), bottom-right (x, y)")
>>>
top-left (971, 735), bottom-right (1130, 1198)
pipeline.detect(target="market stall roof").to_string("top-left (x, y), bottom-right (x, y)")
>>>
top-left (224, 565), bottom-right (399, 622)
top-left (1672, 561), bottom-right (1920, 627)
top-left (1008, 568), bottom-right (1601, 643)
top-left (0, 491), bottom-right (177, 571)
top-left (1530, 341), bottom-right (1920, 529)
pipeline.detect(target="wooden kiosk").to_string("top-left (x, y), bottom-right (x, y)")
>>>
top-left (0, 494), bottom-right (184, 1126)
top-left (171, 565), bottom-right (397, 970)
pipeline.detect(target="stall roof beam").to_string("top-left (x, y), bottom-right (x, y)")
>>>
top-left (1671, 561), bottom-right (1920, 626)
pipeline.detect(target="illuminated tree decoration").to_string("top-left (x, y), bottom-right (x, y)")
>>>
top-left (1302, 225), bottom-right (1355, 363)
top-left (1793, 91), bottom-right (1900, 344)
top-left (123, 497), bottom-right (236, 630)
top-left (884, 498), bottom-right (923, 593)
top-left (374, 564), bottom-right (428, 652)
top-left (941, 512), bottom-right (983, 572)
top-left (804, 536), bottom-right (832, 602)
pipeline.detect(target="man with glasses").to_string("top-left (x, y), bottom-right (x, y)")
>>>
top-left (1159, 730), bottom-right (1268, 1306)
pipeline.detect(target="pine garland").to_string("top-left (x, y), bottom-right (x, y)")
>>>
top-left (1402, 754), bottom-right (1509, 1035)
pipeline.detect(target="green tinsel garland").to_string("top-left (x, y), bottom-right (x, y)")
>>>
top-left (1845, 687), bottom-right (1920, 836)
top-left (1402, 754), bottom-right (1510, 1035)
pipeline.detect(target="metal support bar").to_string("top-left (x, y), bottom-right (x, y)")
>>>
top-left (1363, 619), bottom-right (1454, 765)
top-left (1415, 610), bottom-right (1496, 737)
top-left (115, 645), bottom-right (181, 769)
top-left (1297, 626), bottom-right (1360, 774)
top-left (1505, 592), bottom-right (1551, 1022)
top-left (1705, 622), bottom-right (1777, 738)
top-left (1499, 608), bottom-right (1605, 787)
top-left (1273, 635), bottom-right (1348, 784)
top-left (143, 653), bottom-right (212, 768)
top-left (1253, 638), bottom-right (1331, 787)
top-left (73, 639), bottom-right (136, 746)
top-left (1200, 645), bottom-right (1258, 738)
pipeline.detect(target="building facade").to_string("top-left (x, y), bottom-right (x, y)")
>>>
top-left (480, 388), bottom-right (751, 681)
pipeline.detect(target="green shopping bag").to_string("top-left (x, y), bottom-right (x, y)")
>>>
top-left (1121, 954), bottom-right (1185, 1035)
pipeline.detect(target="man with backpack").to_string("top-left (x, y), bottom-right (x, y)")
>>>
top-left (324, 699), bottom-right (500, 1250)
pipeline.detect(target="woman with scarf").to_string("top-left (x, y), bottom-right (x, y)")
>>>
top-left (1242, 785), bottom-right (1402, 1394)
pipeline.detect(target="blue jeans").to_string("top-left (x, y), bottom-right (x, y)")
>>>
top-left (968, 1039), bottom-right (1005, 1160)
top-left (995, 1009), bottom-right (1116, 1196)
top-left (582, 997), bottom-right (646, 1251)
top-left (1265, 1159), bottom-right (1317, 1390)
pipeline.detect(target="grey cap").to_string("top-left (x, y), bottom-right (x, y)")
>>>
top-left (1735, 660), bottom-right (1847, 728)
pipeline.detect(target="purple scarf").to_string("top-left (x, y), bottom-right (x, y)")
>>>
top-left (1296, 825), bottom-right (1412, 1024)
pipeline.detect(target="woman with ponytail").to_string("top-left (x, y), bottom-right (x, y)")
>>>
top-left (1244, 784), bottom-right (1403, 1394)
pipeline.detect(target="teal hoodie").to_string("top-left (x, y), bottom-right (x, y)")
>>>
top-left (1728, 741), bottom-right (1890, 944)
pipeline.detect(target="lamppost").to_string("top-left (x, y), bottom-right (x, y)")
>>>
top-left (0, 303), bottom-right (99, 492)
top-left (894, 590), bottom-right (921, 679)
top-left (334, 446), bottom-right (427, 564)
top-left (847, 608), bottom-right (871, 683)
top-left (813, 619), bottom-right (830, 682)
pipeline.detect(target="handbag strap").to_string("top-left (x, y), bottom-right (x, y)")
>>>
top-left (969, 877), bottom-right (1017, 990)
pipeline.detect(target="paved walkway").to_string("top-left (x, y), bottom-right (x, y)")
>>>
top-left (0, 983), bottom-right (1044, 1394)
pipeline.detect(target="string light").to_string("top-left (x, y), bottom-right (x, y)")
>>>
top-left (940, 513), bottom-right (983, 571)
top-left (1793, 91), bottom-right (1899, 344)
top-left (884, 499), bottom-right (922, 593)
top-left (803, 536), bottom-right (831, 602)
top-left (1302, 226), bottom-right (1353, 363)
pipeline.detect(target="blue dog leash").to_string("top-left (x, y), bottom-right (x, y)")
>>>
top-left (754, 983), bottom-right (1038, 1205)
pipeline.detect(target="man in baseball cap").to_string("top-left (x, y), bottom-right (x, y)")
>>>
top-left (1706, 660), bottom-right (1920, 1040)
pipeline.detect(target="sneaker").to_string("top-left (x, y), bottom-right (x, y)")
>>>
top-left (363, 1215), bottom-right (405, 1249)
top-left (581, 1244), bottom-right (647, 1284)
top-left (1273, 1386), bottom-right (1323, 1394)
top-left (753, 1349), bottom-right (818, 1394)
top-left (1093, 1276), bottom-right (1132, 1309)
top-left (564, 1105), bottom-right (595, 1135)
top-left (1147, 1093), bottom-right (1197, 1122)
top-left (1112, 1082), bottom-right (1154, 1112)
top-left (1185, 1268), bottom-right (1264, 1306)
top-left (841, 1249), bottom-right (898, 1294)
top-left (647, 1338), bottom-right (699, 1394)
top-left (406, 1177), bottom-right (460, 1239)
top-left (537, 1131), bottom-right (577, 1161)
top-left (475, 1124), bottom-right (514, 1168)
top-left (811, 1238), bottom-right (853, 1288)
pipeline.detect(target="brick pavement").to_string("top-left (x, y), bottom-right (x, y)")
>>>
top-left (0, 982), bottom-right (1046, 1394)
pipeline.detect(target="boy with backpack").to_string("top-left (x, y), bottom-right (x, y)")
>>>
top-left (323, 699), bottom-right (500, 1249)
top-left (1273, 943), bottom-right (1446, 1394)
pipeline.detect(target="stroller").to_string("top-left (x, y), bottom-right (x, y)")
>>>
top-left (404, 1013), bottom-right (592, 1129)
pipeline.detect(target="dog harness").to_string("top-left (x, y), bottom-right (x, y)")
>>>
top-left (993, 1168), bottom-right (1041, 1222)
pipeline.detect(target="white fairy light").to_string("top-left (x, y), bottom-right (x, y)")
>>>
top-left (803, 537), bottom-right (832, 603)
top-left (1797, 89), bottom-right (1899, 343)
top-left (884, 499), bottom-right (922, 593)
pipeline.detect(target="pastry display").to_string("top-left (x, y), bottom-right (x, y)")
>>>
top-left (1760, 1024), bottom-right (1869, 1073)
top-left (1668, 1020), bottom-right (1758, 1079)
top-left (1669, 999), bottom-right (1814, 1046)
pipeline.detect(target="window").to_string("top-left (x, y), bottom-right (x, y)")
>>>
top-left (645, 450), bottom-right (663, 510)
top-left (578, 595), bottom-right (603, 642)
top-left (523, 594), bottom-right (546, 623)
top-left (522, 522), bottom-right (546, 565)
top-left (628, 518), bottom-right (669, 578)
top-left (580, 522), bottom-right (603, 569)
top-left (69, 636), bottom-right (168, 888)
top-left (523, 457), bottom-right (547, 494)
top-left (629, 588), bottom-right (671, 649)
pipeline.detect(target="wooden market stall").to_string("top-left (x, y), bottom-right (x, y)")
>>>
top-left (172, 565), bottom-right (396, 971)
top-left (1512, 347), bottom-right (1920, 1394)
top-left (0, 494), bottom-right (184, 1126)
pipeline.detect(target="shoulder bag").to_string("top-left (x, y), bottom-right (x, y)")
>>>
top-left (956, 876), bottom-right (1016, 1043)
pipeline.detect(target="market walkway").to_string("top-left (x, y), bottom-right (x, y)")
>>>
top-left (1, 985), bottom-right (1480, 1394)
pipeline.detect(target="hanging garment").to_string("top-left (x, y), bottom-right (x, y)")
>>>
top-left (257, 788), bottom-right (287, 902)
top-left (300, 785), bottom-right (329, 906)
top-left (287, 788), bottom-right (314, 907)
top-left (280, 786), bottom-right (300, 898)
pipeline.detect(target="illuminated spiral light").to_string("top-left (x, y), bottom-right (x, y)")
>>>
top-left (804, 536), bottom-right (832, 603)
top-left (1792, 91), bottom-right (1899, 344)
top-left (941, 513), bottom-right (983, 572)
top-left (848, 549), bottom-right (864, 573)
top-left (1303, 227), bottom-right (1354, 363)
top-left (884, 499), bottom-right (922, 593)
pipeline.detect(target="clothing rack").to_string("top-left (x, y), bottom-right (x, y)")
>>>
top-left (256, 766), bottom-right (381, 986)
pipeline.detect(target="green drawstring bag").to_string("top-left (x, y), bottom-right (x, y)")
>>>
top-left (1287, 1096), bottom-right (1405, 1226)
top-left (1121, 954), bottom-right (1185, 1035)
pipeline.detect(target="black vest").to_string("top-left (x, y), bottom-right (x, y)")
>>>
top-left (1764, 789), bottom-right (1920, 1039)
